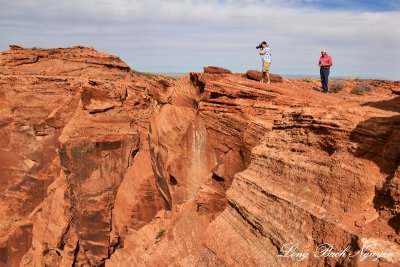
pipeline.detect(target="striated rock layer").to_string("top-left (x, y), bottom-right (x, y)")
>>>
top-left (0, 47), bottom-right (399, 267)
top-left (0, 45), bottom-right (166, 266)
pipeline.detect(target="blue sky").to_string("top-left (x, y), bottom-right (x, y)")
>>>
top-left (300, 0), bottom-right (400, 11)
top-left (0, 0), bottom-right (399, 80)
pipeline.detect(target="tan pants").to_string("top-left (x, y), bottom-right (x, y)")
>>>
top-left (262, 61), bottom-right (271, 72)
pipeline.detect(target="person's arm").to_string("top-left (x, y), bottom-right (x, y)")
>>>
top-left (328, 57), bottom-right (333, 67)
top-left (259, 48), bottom-right (265, 55)
top-left (322, 56), bottom-right (332, 67)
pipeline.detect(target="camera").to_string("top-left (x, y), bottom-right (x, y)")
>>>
top-left (256, 42), bottom-right (266, 49)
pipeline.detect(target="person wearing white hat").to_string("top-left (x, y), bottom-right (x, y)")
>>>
top-left (318, 50), bottom-right (333, 93)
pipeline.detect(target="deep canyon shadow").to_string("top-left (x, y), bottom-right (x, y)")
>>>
top-left (361, 96), bottom-right (400, 113)
top-left (350, 96), bottom-right (400, 233)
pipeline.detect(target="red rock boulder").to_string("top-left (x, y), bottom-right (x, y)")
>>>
top-left (203, 66), bottom-right (232, 74)
top-left (246, 69), bottom-right (283, 83)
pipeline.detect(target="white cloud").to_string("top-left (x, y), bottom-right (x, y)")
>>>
top-left (0, 0), bottom-right (399, 79)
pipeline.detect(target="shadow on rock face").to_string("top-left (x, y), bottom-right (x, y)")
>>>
top-left (350, 96), bottom-right (400, 233)
top-left (361, 96), bottom-right (400, 113)
top-left (350, 115), bottom-right (400, 175)
top-left (388, 213), bottom-right (400, 234)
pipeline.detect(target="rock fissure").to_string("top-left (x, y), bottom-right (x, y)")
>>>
top-left (1, 48), bottom-right (399, 267)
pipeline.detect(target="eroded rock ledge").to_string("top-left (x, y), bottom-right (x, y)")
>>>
top-left (0, 46), bottom-right (399, 267)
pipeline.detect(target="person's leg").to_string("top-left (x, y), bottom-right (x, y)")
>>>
top-left (320, 68), bottom-right (325, 91)
top-left (325, 69), bottom-right (330, 92)
top-left (321, 69), bottom-right (328, 92)
top-left (261, 62), bottom-right (265, 82)
top-left (263, 62), bottom-right (271, 84)
top-left (261, 71), bottom-right (266, 83)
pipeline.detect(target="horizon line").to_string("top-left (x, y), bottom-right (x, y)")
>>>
top-left (151, 72), bottom-right (399, 82)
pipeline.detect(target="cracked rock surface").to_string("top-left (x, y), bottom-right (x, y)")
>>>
top-left (0, 46), bottom-right (399, 267)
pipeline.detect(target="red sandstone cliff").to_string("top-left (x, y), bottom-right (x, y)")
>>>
top-left (0, 46), bottom-right (399, 267)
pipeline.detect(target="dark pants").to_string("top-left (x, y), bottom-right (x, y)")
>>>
top-left (320, 68), bottom-right (330, 92)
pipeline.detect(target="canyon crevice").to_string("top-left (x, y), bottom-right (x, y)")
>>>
top-left (0, 46), bottom-right (399, 267)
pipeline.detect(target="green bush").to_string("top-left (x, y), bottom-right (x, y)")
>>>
top-left (156, 228), bottom-right (165, 239)
top-left (360, 82), bottom-right (374, 92)
top-left (351, 86), bottom-right (364, 95)
top-left (330, 81), bottom-right (344, 93)
top-left (351, 82), bottom-right (374, 95)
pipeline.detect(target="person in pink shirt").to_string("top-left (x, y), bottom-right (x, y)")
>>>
top-left (318, 50), bottom-right (333, 93)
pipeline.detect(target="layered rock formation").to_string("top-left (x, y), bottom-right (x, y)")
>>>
top-left (0, 46), bottom-right (399, 267)
top-left (0, 45), bottom-right (164, 266)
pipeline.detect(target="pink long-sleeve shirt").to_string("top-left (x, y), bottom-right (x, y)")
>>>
top-left (319, 55), bottom-right (332, 69)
